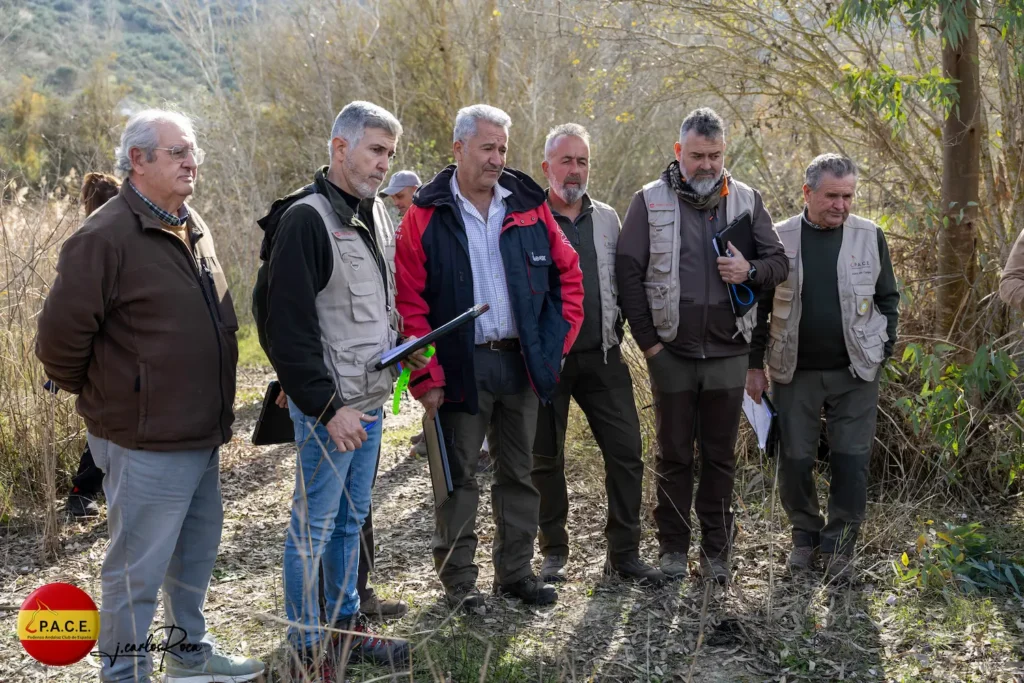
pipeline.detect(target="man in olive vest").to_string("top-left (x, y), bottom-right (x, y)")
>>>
top-left (748, 153), bottom-right (899, 581)
top-left (617, 107), bottom-right (789, 584)
top-left (532, 123), bottom-right (666, 586)
top-left (253, 101), bottom-right (430, 677)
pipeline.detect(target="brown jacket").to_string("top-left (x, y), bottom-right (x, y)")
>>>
top-left (36, 183), bottom-right (238, 451)
top-left (999, 229), bottom-right (1024, 308)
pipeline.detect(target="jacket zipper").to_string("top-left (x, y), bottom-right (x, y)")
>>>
top-left (166, 232), bottom-right (228, 444)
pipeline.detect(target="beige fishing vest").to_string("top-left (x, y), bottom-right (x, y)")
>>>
top-left (590, 199), bottom-right (624, 360)
top-left (294, 193), bottom-right (401, 413)
top-left (641, 177), bottom-right (758, 343)
top-left (766, 212), bottom-right (888, 384)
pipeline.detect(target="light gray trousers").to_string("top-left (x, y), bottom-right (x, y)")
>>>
top-left (88, 434), bottom-right (222, 682)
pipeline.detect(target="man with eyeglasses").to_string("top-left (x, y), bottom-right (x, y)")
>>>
top-left (37, 109), bottom-right (264, 682)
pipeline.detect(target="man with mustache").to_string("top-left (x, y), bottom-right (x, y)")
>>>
top-left (395, 104), bottom-right (584, 609)
top-left (253, 101), bottom-right (430, 677)
top-left (617, 107), bottom-right (789, 584)
top-left (531, 123), bottom-right (666, 586)
top-left (748, 154), bottom-right (899, 581)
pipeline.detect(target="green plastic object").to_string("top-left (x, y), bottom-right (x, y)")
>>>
top-left (392, 344), bottom-right (435, 415)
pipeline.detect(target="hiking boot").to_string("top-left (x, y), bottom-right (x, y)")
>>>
top-left (67, 493), bottom-right (100, 519)
top-left (659, 552), bottom-right (688, 578)
top-left (331, 614), bottom-right (410, 668)
top-left (605, 555), bottom-right (669, 586)
top-left (361, 592), bottom-right (409, 620)
top-left (539, 554), bottom-right (568, 583)
top-left (700, 555), bottom-right (730, 585)
top-left (164, 651), bottom-right (265, 682)
top-left (494, 573), bottom-right (557, 605)
top-left (787, 545), bottom-right (819, 573)
top-left (444, 583), bottom-right (487, 611)
top-left (823, 552), bottom-right (855, 582)
top-left (288, 646), bottom-right (335, 683)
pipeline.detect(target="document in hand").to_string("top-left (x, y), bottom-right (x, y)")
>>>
top-left (376, 303), bottom-right (490, 370)
top-left (422, 412), bottom-right (454, 508)
top-left (742, 391), bottom-right (776, 451)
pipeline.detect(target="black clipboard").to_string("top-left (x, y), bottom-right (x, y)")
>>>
top-left (422, 412), bottom-right (454, 508)
top-left (251, 380), bottom-right (295, 446)
top-left (712, 210), bottom-right (759, 318)
top-left (375, 303), bottom-right (489, 371)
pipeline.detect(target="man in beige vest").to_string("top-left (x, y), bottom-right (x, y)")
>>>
top-left (531, 123), bottom-right (666, 586)
top-left (617, 108), bottom-right (789, 584)
top-left (748, 154), bottom-right (899, 581)
top-left (253, 101), bottom-right (430, 677)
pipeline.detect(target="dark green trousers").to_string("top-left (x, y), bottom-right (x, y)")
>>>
top-left (774, 368), bottom-right (880, 554)
top-left (531, 346), bottom-right (645, 562)
top-left (647, 351), bottom-right (747, 559)
top-left (435, 348), bottom-right (540, 589)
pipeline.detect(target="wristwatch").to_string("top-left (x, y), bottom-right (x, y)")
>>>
top-left (746, 263), bottom-right (757, 282)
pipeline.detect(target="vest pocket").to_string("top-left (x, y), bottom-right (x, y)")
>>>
top-left (853, 283), bottom-right (875, 317)
top-left (349, 280), bottom-right (380, 323)
top-left (772, 286), bottom-right (795, 320)
top-left (327, 336), bottom-right (382, 403)
top-left (643, 283), bottom-right (672, 329)
top-left (766, 327), bottom-right (788, 370)
top-left (852, 325), bottom-right (886, 364)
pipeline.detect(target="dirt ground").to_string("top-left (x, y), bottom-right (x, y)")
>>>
top-left (1, 367), bottom-right (1023, 682)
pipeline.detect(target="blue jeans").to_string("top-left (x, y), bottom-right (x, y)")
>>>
top-left (284, 401), bottom-right (381, 649)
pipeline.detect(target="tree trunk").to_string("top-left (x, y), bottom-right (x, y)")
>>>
top-left (936, 0), bottom-right (980, 340)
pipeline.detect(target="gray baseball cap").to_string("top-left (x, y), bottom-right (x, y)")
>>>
top-left (379, 170), bottom-right (422, 196)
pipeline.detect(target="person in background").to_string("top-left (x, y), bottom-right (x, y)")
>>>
top-left (36, 109), bottom-right (264, 683)
top-left (999, 228), bottom-right (1024, 308)
top-left (395, 104), bottom-right (584, 610)
top-left (748, 153), bottom-right (899, 581)
top-left (64, 172), bottom-right (121, 519)
top-left (531, 123), bottom-right (665, 586)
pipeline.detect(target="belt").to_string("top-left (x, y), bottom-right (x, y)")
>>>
top-left (476, 339), bottom-right (521, 352)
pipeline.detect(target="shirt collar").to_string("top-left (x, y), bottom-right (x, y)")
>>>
top-left (451, 169), bottom-right (511, 209)
top-left (128, 180), bottom-right (190, 228)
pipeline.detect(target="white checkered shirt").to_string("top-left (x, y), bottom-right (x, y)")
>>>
top-left (450, 171), bottom-right (518, 343)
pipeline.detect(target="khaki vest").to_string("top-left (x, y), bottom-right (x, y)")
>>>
top-left (766, 213), bottom-right (888, 384)
top-left (590, 199), bottom-right (624, 360)
top-left (641, 176), bottom-right (758, 343)
top-left (294, 193), bottom-right (401, 413)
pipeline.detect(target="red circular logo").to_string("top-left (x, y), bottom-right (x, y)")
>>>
top-left (17, 582), bottom-right (99, 666)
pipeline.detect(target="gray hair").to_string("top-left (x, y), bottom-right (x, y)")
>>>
top-left (544, 123), bottom-right (591, 159)
top-left (679, 107), bottom-right (725, 143)
top-left (453, 104), bottom-right (512, 145)
top-left (329, 100), bottom-right (403, 160)
top-left (805, 153), bottom-right (858, 190)
top-left (114, 109), bottom-right (196, 176)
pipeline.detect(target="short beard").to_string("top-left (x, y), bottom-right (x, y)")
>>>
top-left (683, 168), bottom-right (723, 197)
top-left (344, 156), bottom-right (382, 199)
top-left (559, 181), bottom-right (587, 205)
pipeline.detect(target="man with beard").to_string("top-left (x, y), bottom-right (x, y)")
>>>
top-left (253, 101), bottom-right (430, 678)
top-left (395, 104), bottom-right (584, 609)
top-left (531, 123), bottom-right (666, 586)
top-left (616, 107), bottom-right (789, 584)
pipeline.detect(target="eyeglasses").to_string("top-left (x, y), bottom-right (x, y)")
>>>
top-left (154, 145), bottom-right (206, 165)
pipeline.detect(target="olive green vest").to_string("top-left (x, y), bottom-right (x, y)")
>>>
top-left (295, 193), bottom-right (401, 413)
top-left (766, 212), bottom-right (888, 384)
top-left (590, 199), bottom-right (624, 360)
top-left (641, 176), bottom-right (758, 343)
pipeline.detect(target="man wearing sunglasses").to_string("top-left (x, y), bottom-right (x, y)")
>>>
top-left (36, 109), bottom-right (264, 682)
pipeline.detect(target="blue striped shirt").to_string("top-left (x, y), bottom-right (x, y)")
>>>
top-left (450, 171), bottom-right (517, 343)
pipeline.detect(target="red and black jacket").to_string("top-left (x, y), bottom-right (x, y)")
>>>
top-left (395, 165), bottom-right (584, 414)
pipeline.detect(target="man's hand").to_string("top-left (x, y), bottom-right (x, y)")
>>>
top-left (644, 342), bottom-right (665, 359)
top-left (403, 337), bottom-right (432, 371)
top-left (745, 368), bottom-right (768, 404)
top-left (419, 387), bottom-right (444, 420)
top-left (717, 241), bottom-right (751, 284)
top-left (326, 407), bottom-right (378, 452)
top-left (275, 390), bottom-right (289, 409)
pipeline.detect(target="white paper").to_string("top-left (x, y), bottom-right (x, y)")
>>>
top-left (742, 392), bottom-right (774, 451)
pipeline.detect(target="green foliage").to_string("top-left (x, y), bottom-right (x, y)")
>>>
top-left (894, 521), bottom-right (1024, 597)
top-left (890, 344), bottom-right (1022, 470)
top-left (835, 63), bottom-right (956, 128)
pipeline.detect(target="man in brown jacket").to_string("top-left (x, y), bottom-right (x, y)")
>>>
top-left (36, 109), bottom-right (263, 683)
top-left (616, 107), bottom-right (789, 584)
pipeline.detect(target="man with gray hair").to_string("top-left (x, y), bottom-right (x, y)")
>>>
top-left (253, 100), bottom-right (430, 676)
top-left (36, 109), bottom-right (264, 681)
top-left (748, 153), bottom-right (899, 581)
top-left (396, 104), bottom-right (584, 609)
top-left (531, 123), bottom-right (665, 586)
top-left (617, 106), bottom-right (789, 584)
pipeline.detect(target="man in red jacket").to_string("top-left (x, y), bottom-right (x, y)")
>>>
top-left (395, 104), bottom-right (583, 610)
